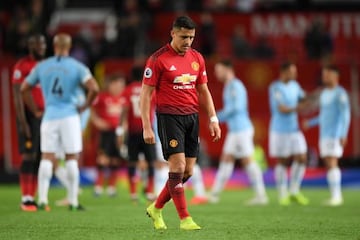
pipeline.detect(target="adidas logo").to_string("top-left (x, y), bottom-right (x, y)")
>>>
top-left (170, 65), bottom-right (177, 71)
top-left (174, 183), bottom-right (183, 189)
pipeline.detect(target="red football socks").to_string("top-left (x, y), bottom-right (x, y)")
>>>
top-left (146, 176), bottom-right (154, 194)
top-left (20, 173), bottom-right (31, 198)
top-left (167, 172), bottom-right (190, 219)
top-left (109, 169), bottom-right (117, 187)
top-left (155, 181), bottom-right (171, 209)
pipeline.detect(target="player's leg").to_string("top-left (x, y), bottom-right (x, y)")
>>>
top-left (209, 153), bottom-right (235, 203)
top-left (94, 131), bottom-right (110, 196)
top-left (37, 119), bottom-right (60, 211)
top-left (154, 142), bottom-right (168, 196)
top-left (61, 115), bottom-right (83, 210)
top-left (321, 139), bottom-right (343, 206)
top-left (242, 157), bottom-right (268, 205)
top-left (209, 133), bottom-right (236, 203)
top-left (289, 132), bottom-right (309, 205)
top-left (270, 132), bottom-right (291, 205)
top-left (127, 134), bottom-right (140, 201)
top-left (107, 132), bottom-right (121, 197)
top-left (324, 157), bottom-right (343, 205)
top-left (238, 129), bottom-right (268, 205)
top-left (189, 164), bottom-right (208, 205)
top-left (143, 141), bottom-right (156, 201)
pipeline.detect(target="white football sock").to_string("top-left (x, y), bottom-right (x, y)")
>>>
top-left (327, 167), bottom-right (342, 200)
top-left (38, 160), bottom-right (53, 205)
top-left (55, 166), bottom-right (70, 192)
top-left (289, 161), bottom-right (306, 195)
top-left (275, 164), bottom-right (288, 199)
top-left (191, 164), bottom-right (206, 197)
top-left (154, 165), bottom-right (169, 196)
top-left (211, 161), bottom-right (234, 196)
top-left (66, 160), bottom-right (79, 207)
top-left (245, 161), bottom-right (267, 199)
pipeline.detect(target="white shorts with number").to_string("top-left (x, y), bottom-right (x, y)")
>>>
top-left (41, 115), bottom-right (82, 154)
top-left (269, 131), bottom-right (307, 158)
top-left (320, 138), bottom-right (343, 158)
top-left (223, 129), bottom-right (255, 159)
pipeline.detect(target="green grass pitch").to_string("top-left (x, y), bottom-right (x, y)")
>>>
top-left (0, 185), bottom-right (359, 240)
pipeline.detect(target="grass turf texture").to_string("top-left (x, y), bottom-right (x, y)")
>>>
top-left (0, 185), bottom-right (359, 240)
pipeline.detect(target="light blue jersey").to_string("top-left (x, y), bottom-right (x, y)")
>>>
top-left (308, 86), bottom-right (350, 139)
top-left (26, 56), bottom-right (92, 122)
top-left (269, 80), bottom-right (305, 133)
top-left (217, 78), bottom-right (253, 132)
top-left (73, 87), bottom-right (90, 131)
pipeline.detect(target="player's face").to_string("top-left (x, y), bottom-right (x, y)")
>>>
top-left (171, 28), bottom-right (195, 54)
top-left (30, 37), bottom-right (47, 60)
top-left (214, 64), bottom-right (227, 82)
top-left (108, 78), bottom-right (125, 95)
top-left (288, 65), bottom-right (297, 80)
top-left (322, 69), bottom-right (338, 86)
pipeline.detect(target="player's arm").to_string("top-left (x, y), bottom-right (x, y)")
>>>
top-left (140, 84), bottom-right (155, 144)
top-left (339, 91), bottom-right (351, 147)
top-left (78, 77), bottom-right (99, 113)
top-left (117, 105), bottom-right (129, 147)
top-left (13, 80), bottom-right (31, 138)
top-left (217, 84), bottom-right (242, 122)
top-left (197, 83), bottom-right (221, 142)
top-left (303, 116), bottom-right (319, 130)
top-left (90, 106), bottom-right (111, 130)
top-left (20, 67), bottom-right (42, 118)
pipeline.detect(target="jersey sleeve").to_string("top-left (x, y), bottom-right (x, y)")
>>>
top-left (338, 89), bottom-right (351, 138)
top-left (12, 62), bottom-right (25, 84)
top-left (143, 56), bottom-right (160, 86)
top-left (297, 82), bottom-right (306, 100)
top-left (196, 53), bottom-right (208, 84)
top-left (25, 66), bottom-right (39, 86)
top-left (78, 62), bottom-right (93, 84)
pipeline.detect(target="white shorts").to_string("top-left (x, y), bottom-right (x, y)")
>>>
top-left (269, 131), bottom-right (307, 158)
top-left (41, 115), bottom-right (82, 154)
top-left (223, 129), bottom-right (254, 159)
top-left (320, 138), bottom-right (343, 158)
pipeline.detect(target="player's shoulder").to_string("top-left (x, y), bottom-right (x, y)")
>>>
top-left (150, 45), bottom-right (171, 60)
top-left (233, 78), bottom-right (245, 88)
top-left (269, 80), bottom-right (279, 89)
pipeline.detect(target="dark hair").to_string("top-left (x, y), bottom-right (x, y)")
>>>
top-left (280, 61), bottom-right (295, 72)
top-left (172, 16), bottom-right (197, 30)
top-left (324, 64), bottom-right (340, 74)
top-left (106, 73), bottom-right (125, 83)
top-left (217, 59), bottom-right (234, 69)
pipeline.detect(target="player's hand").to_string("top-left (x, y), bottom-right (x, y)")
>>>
top-left (279, 104), bottom-right (294, 113)
top-left (34, 110), bottom-right (43, 118)
top-left (94, 119), bottom-right (111, 130)
top-left (143, 127), bottom-right (155, 144)
top-left (340, 138), bottom-right (347, 147)
top-left (117, 135), bottom-right (125, 148)
top-left (209, 122), bottom-right (221, 142)
top-left (302, 120), bottom-right (310, 131)
top-left (77, 105), bottom-right (87, 114)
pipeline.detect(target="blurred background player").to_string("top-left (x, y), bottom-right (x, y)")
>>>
top-left (91, 74), bottom-right (126, 197)
top-left (304, 65), bottom-right (351, 206)
top-left (209, 59), bottom-right (268, 205)
top-left (54, 86), bottom-right (91, 207)
top-left (21, 33), bottom-right (99, 211)
top-left (141, 16), bottom-right (221, 230)
top-left (118, 66), bottom-right (156, 202)
top-left (269, 62), bottom-right (309, 206)
top-left (12, 34), bottom-right (46, 211)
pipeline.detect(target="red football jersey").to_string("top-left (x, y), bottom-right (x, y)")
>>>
top-left (122, 81), bottom-right (155, 133)
top-left (92, 91), bottom-right (126, 129)
top-left (143, 44), bottom-right (208, 115)
top-left (12, 56), bottom-right (44, 110)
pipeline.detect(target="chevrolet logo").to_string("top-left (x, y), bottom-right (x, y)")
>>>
top-left (173, 74), bottom-right (197, 85)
